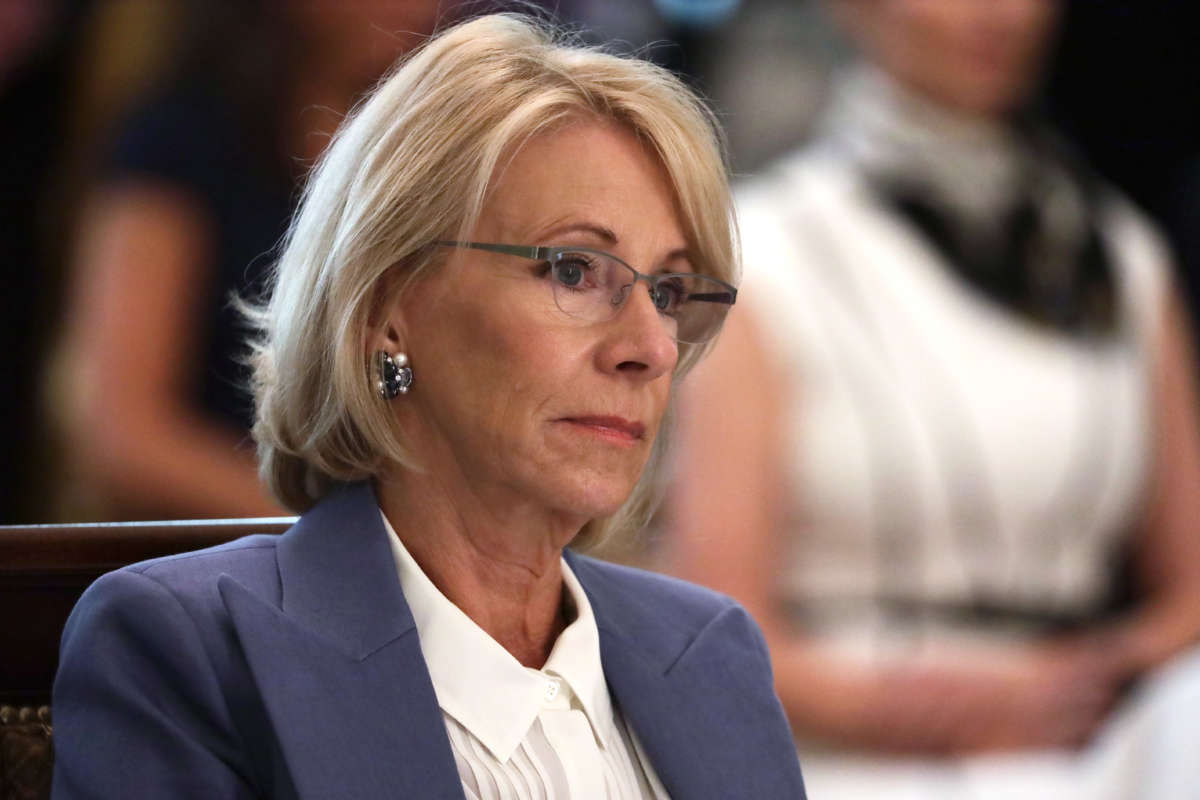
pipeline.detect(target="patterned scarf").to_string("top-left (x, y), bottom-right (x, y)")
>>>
top-left (820, 64), bottom-right (1118, 337)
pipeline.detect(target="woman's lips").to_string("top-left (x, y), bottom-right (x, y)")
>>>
top-left (558, 415), bottom-right (646, 443)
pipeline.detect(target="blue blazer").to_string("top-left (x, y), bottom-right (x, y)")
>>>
top-left (52, 482), bottom-right (806, 798)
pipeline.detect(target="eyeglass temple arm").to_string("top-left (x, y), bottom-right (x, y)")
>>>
top-left (685, 290), bottom-right (738, 305)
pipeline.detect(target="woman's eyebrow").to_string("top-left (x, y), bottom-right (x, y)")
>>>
top-left (537, 222), bottom-right (619, 245)
top-left (660, 248), bottom-right (696, 271)
top-left (536, 222), bottom-right (694, 269)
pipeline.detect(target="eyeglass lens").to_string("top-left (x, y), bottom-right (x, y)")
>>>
top-left (547, 250), bottom-right (730, 344)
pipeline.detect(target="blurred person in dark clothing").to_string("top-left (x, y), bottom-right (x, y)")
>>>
top-left (58, 1), bottom-right (441, 519)
top-left (665, 1), bottom-right (1200, 797)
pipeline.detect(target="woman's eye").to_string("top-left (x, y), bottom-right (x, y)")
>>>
top-left (652, 280), bottom-right (685, 313)
top-left (551, 257), bottom-right (591, 288)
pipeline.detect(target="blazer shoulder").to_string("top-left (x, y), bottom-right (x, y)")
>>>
top-left (84, 533), bottom-right (285, 626)
top-left (54, 539), bottom-right (276, 799)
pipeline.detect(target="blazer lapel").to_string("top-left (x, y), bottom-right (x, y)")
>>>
top-left (594, 633), bottom-right (726, 798)
top-left (569, 552), bottom-right (803, 799)
top-left (221, 482), bottom-right (465, 800)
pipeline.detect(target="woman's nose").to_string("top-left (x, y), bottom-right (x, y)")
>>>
top-left (596, 282), bottom-right (679, 379)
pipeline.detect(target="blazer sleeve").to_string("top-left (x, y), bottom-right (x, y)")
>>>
top-left (687, 604), bottom-right (807, 796)
top-left (726, 605), bottom-right (807, 798)
top-left (52, 569), bottom-right (259, 799)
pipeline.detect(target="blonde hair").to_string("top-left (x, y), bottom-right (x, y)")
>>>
top-left (249, 13), bottom-right (736, 549)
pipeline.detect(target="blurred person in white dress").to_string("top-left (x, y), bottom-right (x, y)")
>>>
top-left (664, 1), bottom-right (1200, 798)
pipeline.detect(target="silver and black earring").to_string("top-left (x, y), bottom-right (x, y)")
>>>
top-left (376, 351), bottom-right (413, 399)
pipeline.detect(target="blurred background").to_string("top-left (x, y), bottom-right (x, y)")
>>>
top-left (1, 0), bottom-right (1196, 525)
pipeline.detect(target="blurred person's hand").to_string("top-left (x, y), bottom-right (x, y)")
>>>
top-left (855, 636), bottom-right (1129, 755)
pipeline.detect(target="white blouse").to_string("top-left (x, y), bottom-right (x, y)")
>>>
top-left (382, 513), bottom-right (669, 799)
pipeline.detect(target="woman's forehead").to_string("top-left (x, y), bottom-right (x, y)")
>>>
top-left (476, 122), bottom-right (688, 249)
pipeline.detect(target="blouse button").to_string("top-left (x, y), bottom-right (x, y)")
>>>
top-left (544, 679), bottom-right (560, 702)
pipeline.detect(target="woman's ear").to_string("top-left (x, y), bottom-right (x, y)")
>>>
top-left (364, 274), bottom-right (408, 356)
top-left (366, 315), bottom-right (405, 357)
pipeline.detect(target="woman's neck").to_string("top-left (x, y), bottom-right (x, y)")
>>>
top-left (375, 472), bottom-right (578, 667)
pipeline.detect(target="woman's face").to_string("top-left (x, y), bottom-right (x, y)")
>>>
top-left (385, 120), bottom-right (686, 529)
top-left (843, 0), bottom-right (1060, 116)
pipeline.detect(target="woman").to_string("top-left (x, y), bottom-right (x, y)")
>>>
top-left (50, 14), bottom-right (806, 800)
top-left (665, 1), bottom-right (1200, 797)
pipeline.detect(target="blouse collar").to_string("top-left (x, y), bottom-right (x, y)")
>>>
top-left (381, 510), bottom-right (616, 762)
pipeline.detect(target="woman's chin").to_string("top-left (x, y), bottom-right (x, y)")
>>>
top-left (545, 475), bottom-right (640, 526)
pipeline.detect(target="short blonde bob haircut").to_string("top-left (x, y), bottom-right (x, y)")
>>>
top-left (249, 13), bottom-right (736, 549)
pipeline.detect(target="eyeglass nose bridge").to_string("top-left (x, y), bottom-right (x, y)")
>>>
top-left (605, 272), bottom-right (663, 315)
